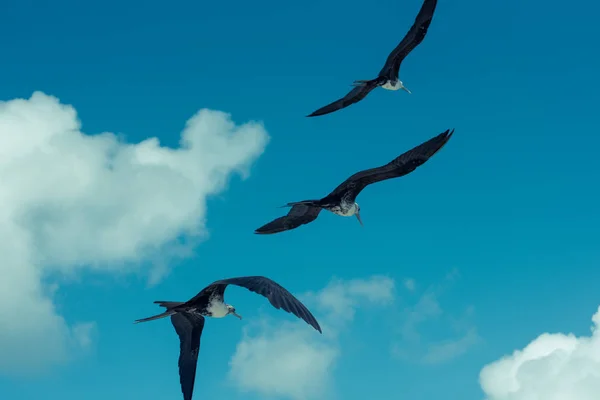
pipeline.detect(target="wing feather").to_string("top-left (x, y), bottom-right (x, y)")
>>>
top-left (170, 312), bottom-right (206, 400)
top-left (210, 276), bottom-right (322, 333)
top-left (379, 0), bottom-right (438, 77)
top-left (307, 83), bottom-right (378, 117)
top-left (254, 204), bottom-right (322, 234)
top-left (328, 129), bottom-right (453, 202)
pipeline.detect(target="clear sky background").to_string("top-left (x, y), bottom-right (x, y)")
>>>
top-left (1, 0), bottom-right (599, 399)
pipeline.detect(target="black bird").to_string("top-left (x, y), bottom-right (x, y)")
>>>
top-left (135, 276), bottom-right (322, 400)
top-left (255, 129), bottom-right (453, 234)
top-left (307, 0), bottom-right (438, 117)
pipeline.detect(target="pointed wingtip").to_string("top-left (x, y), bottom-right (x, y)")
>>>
top-left (312, 321), bottom-right (323, 334)
top-left (437, 129), bottom-right (455, 151)
top-left (255, 227), bottom-right (285, 235)
top-left (440, 128), bottom-right (454, 139)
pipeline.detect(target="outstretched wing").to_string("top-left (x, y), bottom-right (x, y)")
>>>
top-left (254, 204), bottom-right (323, 235)
top-left (327, 129), bottom-right (453, 203)
top-left (379, 0), bottom-right (438, 78)
top-left (170, 312), bottom-right (206, 400)
top-left (209, 276), bottom-right (322, 333)
top-left (307, 82), bottom-right (378, 117)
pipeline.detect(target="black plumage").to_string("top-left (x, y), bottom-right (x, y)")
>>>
top-left (255, 129), bottom-right (453, 235)
top-left (254, 203), bottom-right (324, 235)
top-left (307, 0), bottom-right (438, 117)
top-left (135, 276), bottom-right (322, 400)
top-left (171, 312), bottom-right (205, 400)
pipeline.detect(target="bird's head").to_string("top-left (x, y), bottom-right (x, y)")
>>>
top-left (398, 80), bottom-right (411, 94)
top-left (354, 202), bottom-right (363, 226)
top-left (226, 304), bottom-right (242, 319)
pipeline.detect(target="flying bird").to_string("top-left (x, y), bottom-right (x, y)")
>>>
top-left (307, 0), bottom-right (438, 117)
top-left (135, 276), bottom-right (321, 400)
top-left (255, 129), bottom-right (453, 235)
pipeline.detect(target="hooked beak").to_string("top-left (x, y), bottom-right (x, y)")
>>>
top-left (231, 311), bottom-right (242, 320)
top-left (401, 86), bottom-right (412, 94)
top-left (355, 212), bottom-right (363, 226)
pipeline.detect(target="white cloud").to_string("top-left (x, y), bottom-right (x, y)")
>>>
top-left (403, 278), bottom-right (416, 292)
top-left (392, 274), bottom-right (480, 364)
top-left (228, 276), bottom-right (395, 400)
top-left (421, 327), bottom-right (481, 364)
top-left (229, 321), bottom-right (338, 400)
top-left (71, 322), bottom-right (97, 349)
top-left (309, 275), bottom-right (395, 326)
top-left (0, 91), bottom-right (269, 374)
top-left (400, 291), bottom-right (443, 342)
top-left (480, 306), bottom-right (600, 400)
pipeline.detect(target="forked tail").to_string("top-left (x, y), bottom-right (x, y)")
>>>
top-left (154, 301), bottom-right (185, 309)
top-left (351, 78), bottom-right (380, 87)
top-left (133, 300), bottom-right (185, 324)
top-left (280, 200), bottom-right (321, 208)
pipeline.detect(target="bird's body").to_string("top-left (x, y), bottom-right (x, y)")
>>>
top-left (307, 0), bottom-right (436, 117)
top-left (329, 200), bottom-right (359, 217)
top-left (135, 276), bottom-right (322, 400)
top-left (168, 297), bottom-right (230, 319)
top-left (205, 298), bottom-right (230, 318)
top-left (255, 129), bottom-right (453, 235)
top-left (381, 79), bottom-right (405, 91)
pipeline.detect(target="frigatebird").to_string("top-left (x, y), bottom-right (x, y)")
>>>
top-left (307, 0), bottom-right (438, 117)
top-left (135, 276), bottom-right (321, 400)
top-left (255, 129), bottom-right (453, 234)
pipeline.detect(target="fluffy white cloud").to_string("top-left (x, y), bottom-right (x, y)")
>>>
top-left (480, 306), bottom-right (600, 400)
top-left (0, 91), bottom-right (269, 374)
top-left (308, 275), bottom-right (395, 326)
top-left (229, 321), bottom-right (338, 400)
top-left (228, 276), bottom-right (396, 400)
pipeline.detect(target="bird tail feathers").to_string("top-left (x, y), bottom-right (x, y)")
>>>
top-left (133, 300), bottom-right (184, 324)
top-left (351, 78), bottom-right (378, 87)
top-left (134, 310), bottom-right (177, 324)
top-left (154, 301), bottom-right (185, 310)
top-left (279, 200), bottom-right (320, 208)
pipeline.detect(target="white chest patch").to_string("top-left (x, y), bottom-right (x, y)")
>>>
top-left (331, 202), bottom-right (357, 217)
top-left (207, 300), bottom-right (229, 318)
top-left (332, 208), bottom-right (355, 217)
top-left (381, 80), bottom-right (402, 91)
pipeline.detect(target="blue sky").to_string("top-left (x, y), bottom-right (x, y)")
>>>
top-left (1, 0), bottom-right (600, 399)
